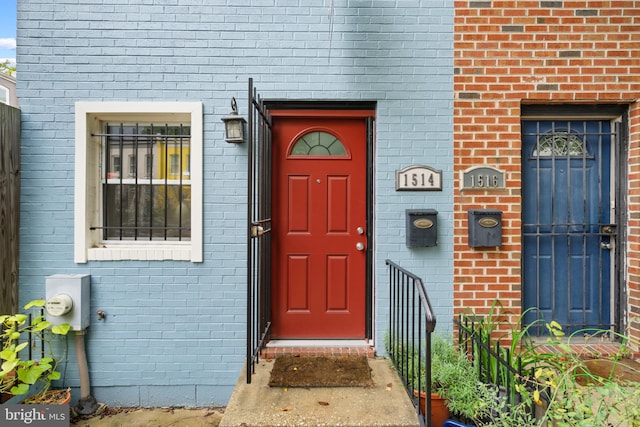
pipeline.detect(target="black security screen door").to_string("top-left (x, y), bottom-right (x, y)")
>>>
top-left (522, 119), bottom-right (615, 335)
top-left (246, 78), bottom-right (272, 383)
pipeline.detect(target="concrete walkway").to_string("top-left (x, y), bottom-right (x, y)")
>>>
top-left (70, 356), bottom-right (419, 427)
top-left (71, 407), bottom-right (224, 427)
top-left (219, 357), bottom-right (419, 427)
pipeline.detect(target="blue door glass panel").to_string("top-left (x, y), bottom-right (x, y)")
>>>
top-left (522, 120), bottom-right (611, 335)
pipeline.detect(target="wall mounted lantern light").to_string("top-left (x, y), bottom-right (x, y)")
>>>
top-left (221, 97), bottom-right (246, 143)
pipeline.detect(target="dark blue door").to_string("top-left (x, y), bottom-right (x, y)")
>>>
top-left (522, 120), bottom-right (613, 335)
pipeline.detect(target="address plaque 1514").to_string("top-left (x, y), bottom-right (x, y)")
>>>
top-left (396, 165), bottom-right (443, 191)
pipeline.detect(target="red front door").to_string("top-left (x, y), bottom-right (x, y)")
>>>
top-left (271, 112), bottom-right (369, 339)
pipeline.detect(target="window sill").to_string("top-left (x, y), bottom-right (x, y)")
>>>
top-left (88, 245), bottom-right (192, 261)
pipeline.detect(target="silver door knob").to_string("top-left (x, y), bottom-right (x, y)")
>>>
top-left (356, 242), bottom-right (365, 251)
top-left (357, 227), bottom-right (364, 235)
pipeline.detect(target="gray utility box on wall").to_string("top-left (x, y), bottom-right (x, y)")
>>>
top-left (406, 209), bottom-right (438, 247)
top-left (45, 274), bottom-right (91, 331)
top-left (468, 209), bottom-right (502, 247)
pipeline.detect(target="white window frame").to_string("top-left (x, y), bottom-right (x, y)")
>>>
top-left (128, 153), bottom-right (136, 177)
top-left (169, 153), bottom-right (180, 176)
top-left (74, 101), bottom-right (203, 263)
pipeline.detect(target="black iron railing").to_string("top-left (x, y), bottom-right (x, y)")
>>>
top-left (456, 315), bottom-right (536, 414)
top-left (386, 260), bottom-right (436, 427)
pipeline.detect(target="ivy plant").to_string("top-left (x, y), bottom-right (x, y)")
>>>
top-left (0, 300), bottom-right (70, 397)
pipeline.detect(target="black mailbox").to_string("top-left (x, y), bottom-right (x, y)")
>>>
top-left (468, 209), bottom-right (502, 247)
top-left (406, 209), bottom-right (438, 247)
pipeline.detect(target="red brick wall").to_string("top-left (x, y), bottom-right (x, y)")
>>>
top-left (453, 0), bottom-right (640, 341)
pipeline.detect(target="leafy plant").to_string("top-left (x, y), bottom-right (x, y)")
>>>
top-left (459, 303), bottom-right (640, 427)
top-left (0, 60), bottom-right (16, 76)
top-left (477, 390), bottom-right (540, 427)
top-left (458, 303), bottom-right (556, 427)
top-left (461, 300), bottom-right (546, 386)
top-left (0, 300), bottom-right (71, 398)
top-left (531, 322), bottom-right (640, 427)
top-left (393, 334), bottom-right (495, 422)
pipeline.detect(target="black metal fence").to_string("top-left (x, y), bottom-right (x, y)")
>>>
top-left (386, 260), bottom-right (436, 427)
top-left (456, 315), bottom-right (536, 415)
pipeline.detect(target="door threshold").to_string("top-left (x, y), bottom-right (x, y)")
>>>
top-left (266, 339), bottom-right (370, 348)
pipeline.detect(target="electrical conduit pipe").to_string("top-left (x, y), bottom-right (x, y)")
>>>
top-left (74, 331), bottom-right (98, 415)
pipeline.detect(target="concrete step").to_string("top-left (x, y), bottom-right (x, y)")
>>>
top-left (220, 356), bottom-right (420, 427)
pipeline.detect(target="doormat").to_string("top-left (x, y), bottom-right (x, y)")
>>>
top-left (268, 355), bottom-right (374, 388)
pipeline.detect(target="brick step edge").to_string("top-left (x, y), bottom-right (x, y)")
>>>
top-left (260, 346), bottom-right (377, 359)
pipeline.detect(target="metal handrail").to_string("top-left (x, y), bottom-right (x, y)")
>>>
top-left (386, 260), bottom-right (436, 427)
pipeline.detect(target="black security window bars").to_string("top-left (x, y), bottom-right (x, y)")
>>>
top-left (93, 123), bottom-right (191, 241)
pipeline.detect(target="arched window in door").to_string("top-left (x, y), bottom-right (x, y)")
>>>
top-left (532, 130), bottom-right (591, 157)
top-left (290, 131), bottom-right (347, 156)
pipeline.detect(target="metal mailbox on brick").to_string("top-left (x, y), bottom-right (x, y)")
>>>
top-left (468, 209), bottom-right (502, 247)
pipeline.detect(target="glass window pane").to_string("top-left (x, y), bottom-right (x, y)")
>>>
top-left (291, 131), bottom-right (346, 156)
top-left (534, 131), bottom-right (589, 157)
top-left (0, 87), bottom-right (8, 104)
top-left (129, 154), bottom-right (136, 176)
top-left (170, 154), bottom-right (180, 176)
top-left (102, 123), bottom-right (191, 241)
top-left (104, 184), bottom-right (191, 240)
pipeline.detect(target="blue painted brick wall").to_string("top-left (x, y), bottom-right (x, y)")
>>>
top-left (17, 0), bottom-right (453, 406)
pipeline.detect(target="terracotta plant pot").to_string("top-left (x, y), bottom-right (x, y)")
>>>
top-left (414, 390), bottom-right (450, 427)
top-left (24, 388), bottom-right (71, 405)
top-left (1, 391), bottom-right (13, 404)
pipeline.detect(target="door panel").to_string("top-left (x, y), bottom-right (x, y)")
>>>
top-left (272, 115), bottom-right (367, 339)
top-left (522, 120), bottom-right (612, 334)
top-left (328, 176), bottom-right (349, 232)
top-left (288, 177), bottom-right (309, 232)
top-left (327, 255), bottom-right (348, 310)
top-left (287, 255), bottom-right (309, 310)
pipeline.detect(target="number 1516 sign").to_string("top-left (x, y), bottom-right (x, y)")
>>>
top-left (462, 166), bottom-right (505, 189)
top-left (396, 165), bottom-right (443, 191)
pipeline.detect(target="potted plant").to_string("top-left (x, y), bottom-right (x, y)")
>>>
top-left (386, 334), bottom-right (449, 426)
top-left (392, 335), bottom-right (491, 427)
top-left (1, 299), bottom-right (71, 404)
top-left (430, 334), bottom-right (494, 426)
top-left (387, 333), bottom-right (495, 427)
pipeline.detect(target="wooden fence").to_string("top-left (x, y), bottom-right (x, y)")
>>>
top-left (0, 102), bottom-right (20, 315)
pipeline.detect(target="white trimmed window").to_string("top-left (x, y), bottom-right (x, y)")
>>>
top-left (75, 102), bottom-right (203, 262)
top-left (0, 87), bottom-right (8, 105)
